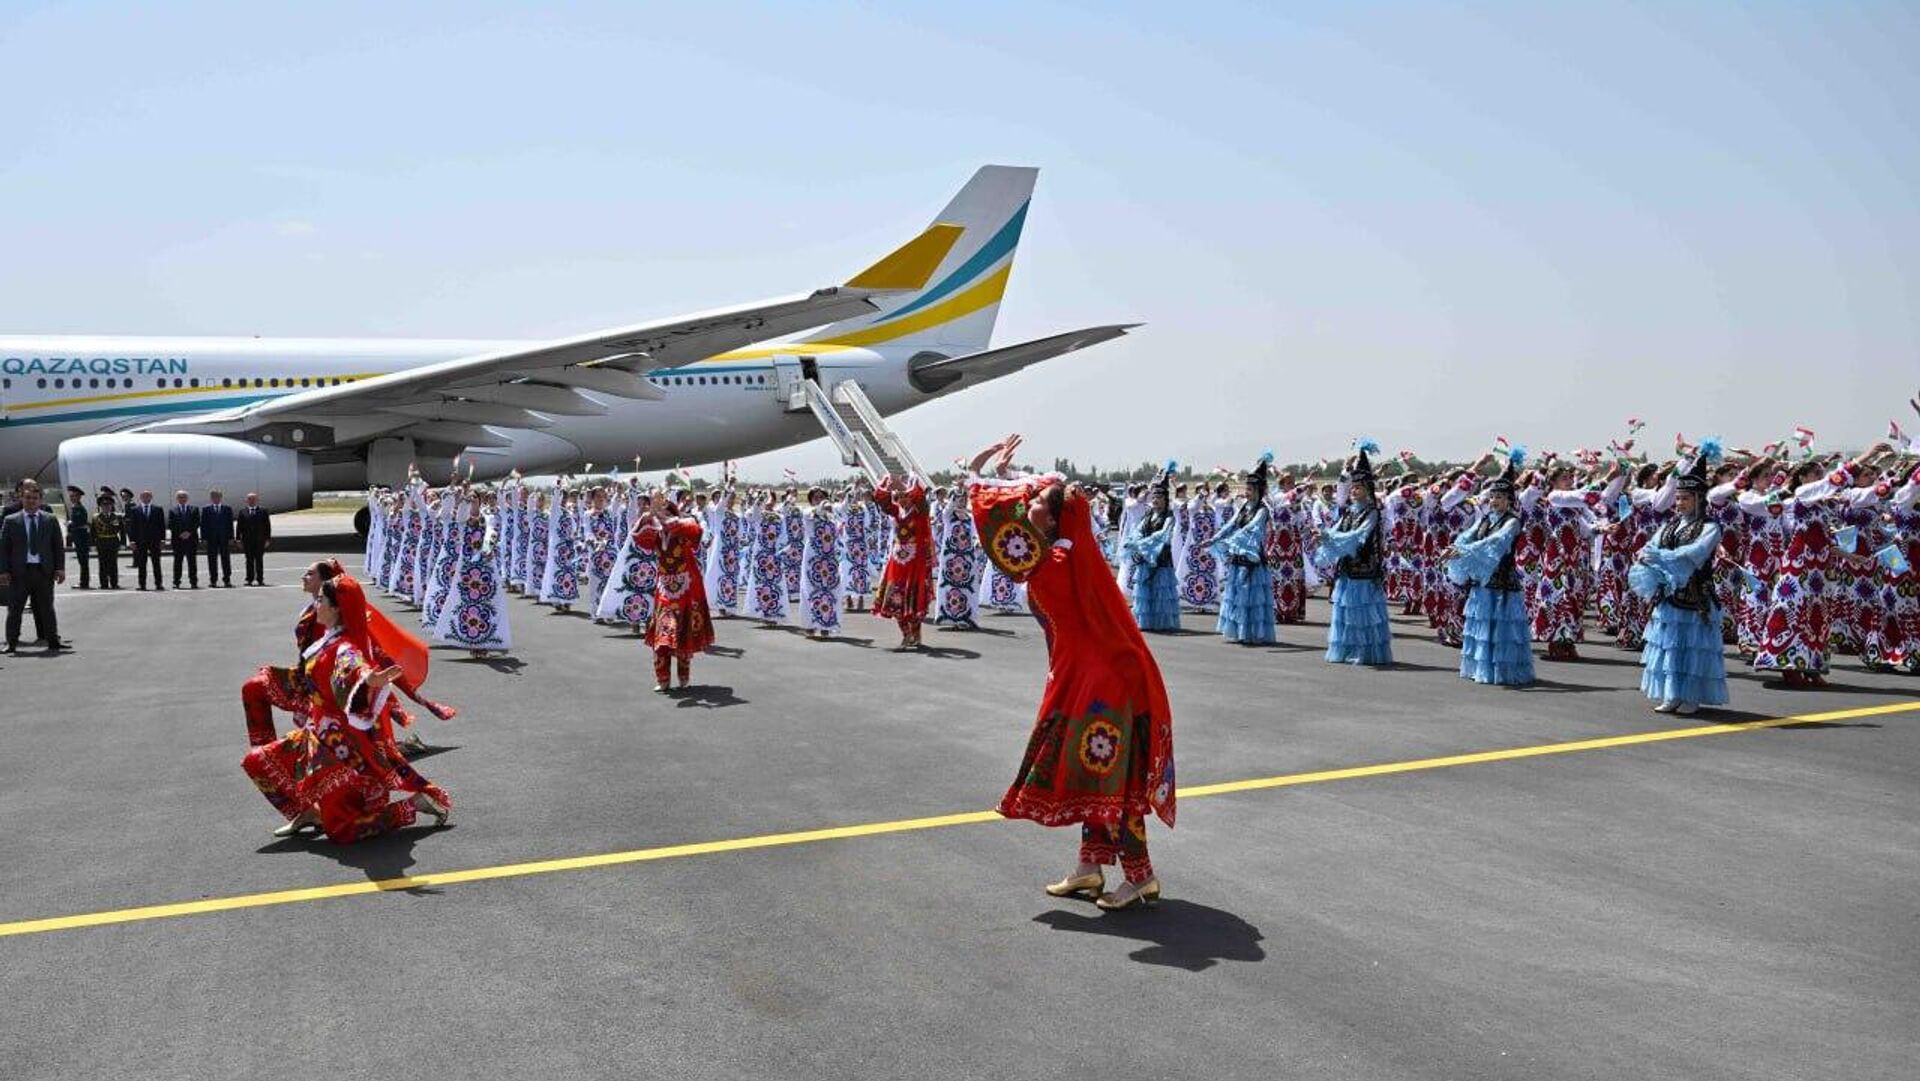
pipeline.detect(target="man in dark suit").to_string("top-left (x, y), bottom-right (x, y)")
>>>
top-left (64, 486), bottom-right (92, 589)
top-left (237, 491), bottom-right (273, 586)
top-left (167, 490), bottom-right (200, 589)
top-left (127, 489), bottom-right (166, 590)
top-left (0, 482), bottom-right (69, 652)
top-left (201, 488), bottom-right (236, 587)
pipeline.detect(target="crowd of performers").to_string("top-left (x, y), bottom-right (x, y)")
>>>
top-left (233, 429), bottom-right (1915, 910)
top-left (1108, 434), bottom-right (1919, 715)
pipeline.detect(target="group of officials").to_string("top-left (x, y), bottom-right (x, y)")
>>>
top-left (0, 480), bottom-right (275, 654)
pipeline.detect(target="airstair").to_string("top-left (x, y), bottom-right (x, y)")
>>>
top-left (799, 378), bottom-right (924, 485)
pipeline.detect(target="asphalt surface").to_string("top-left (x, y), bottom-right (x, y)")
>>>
top-left (2, 523), bottom-right (1916, 1081)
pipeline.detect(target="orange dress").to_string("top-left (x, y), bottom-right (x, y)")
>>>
top-left (969, 475), bottom-right (1176, 830)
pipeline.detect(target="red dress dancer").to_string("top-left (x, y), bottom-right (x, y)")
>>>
top-left (241, 576), bottom-right (451, 842)
top-left (241, 558), bottom-right (454, 747)
top-left (634, 506), bottom-right (715, 691)
top-left (968, 458), bottom-right (1176, 912)
top-left (872, 475), bottom-right (934, 649)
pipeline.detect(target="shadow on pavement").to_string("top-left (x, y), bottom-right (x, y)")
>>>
top-left (450, 654), bottom-right (527, 674)
top-left (671, 684), bottom-right (748, 709)
top-left (914, 645), bottom-right (981, 661)
top-left (1031, 898), bottom-right (1266, 972)
top-left (256, 825), bottom-right (446, 888)
top-left (1518, 678), bottom-right (1617, 694)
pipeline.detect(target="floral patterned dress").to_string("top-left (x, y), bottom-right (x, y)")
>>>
top-left (1266, 492), bottom-right (1307, 624)
top-left (1864, 471), bottom-right (1920, 670)
top-left (242, 631), bottom-right (451, 844)
top-left (1525, 488), bottom-right (1599, 647)
top-left (1178, 495), bottom-right (1221, 611)
top-left (968, 474), bottom-right (1175, 832)
top-left (539, 501), bottom-right (582, 606)
top-left (801, 504), bottom-right (843, 632)
top-left (1422, 480), bottom-right (1475, 646)
top-left (432, 509), bottom-right (511, 650)
top-left (872, 482), bottom-right (933, 623)
top-left (747, 506), bottom-right (788, 621)
top-left (704, 500), bottom-right (744, 615)
top-left (584, 508), bottom-right (620, 613)
top-left (840, 498), bottom-right (874, 598)
top-left (524, 508), bottom-right (550, 603)
top-left (782, 503), bottom-right (806, 603)
top-left (636, 517), bottom-right (714, 658)
top-left (935, 498), bottom-right (983, 626)
top-left (1746, 473), bottom-right (1855, 675)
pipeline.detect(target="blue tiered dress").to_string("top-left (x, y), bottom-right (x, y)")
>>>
top-left (1123, 510), bottom-right (1182, 632)
top-left (1316, 504), bottom-right (1394, 666)
top-left (1211, 503), bottom-right (1275, 644)
top-left (1446, 512), bottom-right (1535, 685)
top-left (1630, 518), bottom-right (1730, 707)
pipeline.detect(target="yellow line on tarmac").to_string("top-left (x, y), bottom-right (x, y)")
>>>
top-left (3, 700), bottom-right (1913, 940)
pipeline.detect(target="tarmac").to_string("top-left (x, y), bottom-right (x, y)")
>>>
top-left (2, 515), bottom-right (1916, 1080)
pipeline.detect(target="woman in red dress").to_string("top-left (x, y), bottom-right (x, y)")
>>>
top-left (872, 473), bottom-right (934, 651)
top-left (240, 558), bottom-right (455, 749)
top-left (634, 492), bottom-right (716, 692)
top-left (241, 575), bottom-right (452, 842)
top-left (966, 435), bottom-right (1176, 911)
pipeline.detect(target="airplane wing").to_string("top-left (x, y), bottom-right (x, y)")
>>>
top-left (907, 324), bottom-right (1139, 391)
top-left (144, 223), bottom-right (965, 451)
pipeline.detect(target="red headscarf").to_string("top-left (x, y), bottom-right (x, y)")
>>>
top-left (329, 575), bottom-right (430, 689)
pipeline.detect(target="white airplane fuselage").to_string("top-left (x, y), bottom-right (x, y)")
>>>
top-left (0, 334), bottom-right (926, 488)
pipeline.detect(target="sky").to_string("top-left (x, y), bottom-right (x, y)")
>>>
top-left (1, 1), bottom-right (1914, 482)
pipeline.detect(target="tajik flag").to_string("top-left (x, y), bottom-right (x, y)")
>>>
top-left (1792, 426), bottom-right (1816, 447)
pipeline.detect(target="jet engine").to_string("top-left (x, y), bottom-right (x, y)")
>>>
top-left (56, 433), bottom-right (313, 510)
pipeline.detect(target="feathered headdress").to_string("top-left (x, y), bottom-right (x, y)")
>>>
top-left (1245, 449), bottom-right (1274, 495)
top-left (1350, 438), bottom-right (1380, 491)
top-left (1679, 436), bottom-right (1721, 498)
top-left (1152, 459), bottom-right (1176, 503)
top-left (1490, 444), bottom-right (1525, 498)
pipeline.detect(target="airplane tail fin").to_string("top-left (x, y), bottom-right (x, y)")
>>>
top-left (809, 164), bottom-right (1038, 355)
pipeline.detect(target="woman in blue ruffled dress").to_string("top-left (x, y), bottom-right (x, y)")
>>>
top-left (1623, 444), bottom-right (1729, 714)
top-left (1316, 441), bottom-right (1394, 666)
top-left (1210, 452), bottom-right (1276, 644)
top-left (1446, 448), bottom-right (1534, 685)
top-left (1122, 462), bottom-right (1182, 632)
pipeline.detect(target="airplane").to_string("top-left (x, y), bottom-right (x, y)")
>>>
top-left (0, 165), bottom-right (1135, 529)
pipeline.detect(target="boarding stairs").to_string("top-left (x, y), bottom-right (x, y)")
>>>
top-left (799, 377), bottom-right (923, 485)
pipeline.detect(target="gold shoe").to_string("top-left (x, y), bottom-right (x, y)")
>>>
top-left (414, 793), bottom-right (451, 827)
top-left (1045, 871), bottom-right (1105, 898)
top-left (1095, 878), bottom-right (1162, 911)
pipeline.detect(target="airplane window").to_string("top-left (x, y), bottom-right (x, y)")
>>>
top-left (88, 378), bottom-right (98, 388)
top-left (254, 378), bottom-right (264, 387)
top-left (174, 378), bottom-right (184, 387)
top-left (698, 376), bottom-right (707, 385)
top-left (37, 378), bottom-right (46, 388)
top-left (54, 378), bottom-right (65, 389)
top-left (157, 378), bottom-right (166, 388)
top-left (300, 378), bottom-right (310, 387)
top-left (190, 378), bottom-right (200, 388)
top-left (222, 378), bottom-right (232, 388)
top-left (270, 378), bottom-right (281, 387)
top-left (1, 378), bottom-right (8, 388)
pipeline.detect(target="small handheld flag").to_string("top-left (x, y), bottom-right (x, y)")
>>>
top-left (1834, 525), bottom-right (1860, 551)
top-left (1877, 544), bottom-right (1912, 576)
